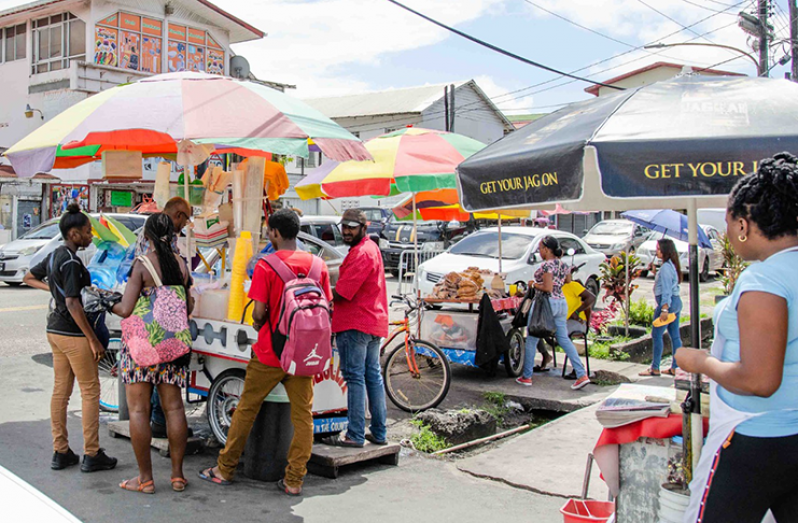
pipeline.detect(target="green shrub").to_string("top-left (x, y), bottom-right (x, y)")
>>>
top-left (628, 299), bottom-right (656, 326)
top-left (409, 420), bottom-right (449, 453)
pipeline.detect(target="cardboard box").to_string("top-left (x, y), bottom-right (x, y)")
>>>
top-left (102, 150), bottom-right (142, 179)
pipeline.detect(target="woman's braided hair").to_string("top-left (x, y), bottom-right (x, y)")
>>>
top-left (144, 213), bottom-right (186, 289)
top-left (728, 152), bottom-right (798, 240)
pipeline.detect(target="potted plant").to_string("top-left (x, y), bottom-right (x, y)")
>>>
top-left (659, 454), bottom-right (691, 523)
top-left (599, 251), bottom-right (643, 337)
top-left (716, 234), bottom-right (748, 303)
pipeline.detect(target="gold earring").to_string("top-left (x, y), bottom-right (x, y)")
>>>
top-left (738, 234), bottom-right (747, 243)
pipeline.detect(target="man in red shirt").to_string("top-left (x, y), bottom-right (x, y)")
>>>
top-left (200, 209), bottom-right (331, 496)
top-left (326, 209), bottom-right (388, 447)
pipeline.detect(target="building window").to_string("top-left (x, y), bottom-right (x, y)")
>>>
top-left (2, 23), bottom-right (26, 62)
top-left (31, 13), bottom-right (84, 74)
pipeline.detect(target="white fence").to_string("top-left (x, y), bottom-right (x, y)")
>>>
top-left (396, 248), bottom-right (445, 296)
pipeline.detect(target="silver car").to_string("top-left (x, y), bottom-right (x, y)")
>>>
top-left (2, 214), bottom-right (146, 286)
top-left (583, 219), bottom-right (649, 257)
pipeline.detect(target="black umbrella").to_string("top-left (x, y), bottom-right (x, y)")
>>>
top-left (457, 74), bottom-right (798, 481)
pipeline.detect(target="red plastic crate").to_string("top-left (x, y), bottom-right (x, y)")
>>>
top-left (560, 499), bottom-right (615, 523)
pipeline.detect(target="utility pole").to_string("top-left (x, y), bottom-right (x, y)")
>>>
top-left (758, 0), bottom-right (769, 76)
top-left (444, 85), bottom-right (450, 132)
top-left (449, 83), bottom-right (456, 133)
top-left (790, 0), bottom-right (798, 81)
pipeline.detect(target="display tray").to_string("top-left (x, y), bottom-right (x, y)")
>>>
top-left (423, 296), bottom-right (521, 311)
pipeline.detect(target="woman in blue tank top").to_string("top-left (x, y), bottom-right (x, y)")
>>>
top-left (678, 152), bottom-right (798, 522)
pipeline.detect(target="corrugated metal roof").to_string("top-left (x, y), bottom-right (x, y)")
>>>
top-left (304, 81), bottom-right (470, 119)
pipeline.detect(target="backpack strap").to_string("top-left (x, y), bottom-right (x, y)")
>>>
top-left (136, 256), bottom-right (163, 287)
top-left (263, 253), bottom-right (299, 282)
top-left (307, 256), bottom-right (323, 283)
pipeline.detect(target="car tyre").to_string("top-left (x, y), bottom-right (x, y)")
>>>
top-left (699, 257), bottom-right (710, 283)
top-left (586, 277), bottom-right (600, 298)
top-left (5, 282), bottom-right (22, 287)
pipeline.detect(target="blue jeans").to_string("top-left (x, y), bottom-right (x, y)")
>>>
top-left (523, 297), bottom-right (586, 379)
top-left (336, 330), bottom-right (387, 444)
top-left (151, 388), bottom-right (166, 426)
top-left (652, 295), bottom-right (682, 371)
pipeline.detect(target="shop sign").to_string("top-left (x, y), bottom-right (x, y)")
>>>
top-left (110, 191), bottom-right (133, 207)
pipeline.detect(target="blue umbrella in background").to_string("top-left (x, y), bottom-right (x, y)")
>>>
top-left (621, 209), bottom-right (712, 249)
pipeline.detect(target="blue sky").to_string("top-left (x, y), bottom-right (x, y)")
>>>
top-left (215, 0), bottom-right (794, 114)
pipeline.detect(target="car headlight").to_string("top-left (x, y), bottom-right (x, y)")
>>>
top-left (18, 245), bottom-right (43, 256)
top-left (611, 243), bottom-right (625, 251)
top-left (378, 238), bottom-right (389, 249)
top-left (422, 241), bottom-right (445, 252)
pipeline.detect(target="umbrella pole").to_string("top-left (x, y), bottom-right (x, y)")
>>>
top-left (184, 162), bottom-right (193, 265)
top-left (625, 252), bottom-right (630, 337)
top-left (683, 199), bottom-right (703, 485)
top-left (498, 217), bottom-right (503, 274)
top-left (413, 193), bottom-right (419, 298)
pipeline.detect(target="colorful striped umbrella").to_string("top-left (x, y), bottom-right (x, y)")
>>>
top-left (295, 127), bottom-right (485, 199)
top-left (4, 71), bottom-right (369, 178)
top-left (392, 189), bottom-right (530, 221)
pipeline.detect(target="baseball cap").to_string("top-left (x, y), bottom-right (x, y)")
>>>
top-left (340, 209), bottom-right (367, 227)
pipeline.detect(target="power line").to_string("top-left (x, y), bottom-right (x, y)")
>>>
top-left (676, 0), bottom-right (741, 15)
top-left (383, 0), bottom-right (624, 90)
top-left (635, 0), bottom-right (716, 42)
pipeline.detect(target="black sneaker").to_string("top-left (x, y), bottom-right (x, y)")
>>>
top-left (51, 449), bottom-right (79, 470)
top-left (81, 449), bottom-right (118, 473)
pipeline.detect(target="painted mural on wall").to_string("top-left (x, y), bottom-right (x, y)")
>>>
top-left (168, 41), bottom-right (186, 72)
top-left (51, 185), bottom-right (90, 218)
top-left (207, 48), bottom-right (224, 75)
top-left (94, 26), bottom-right (118, 67)
top-left (187, 44), bottom-right (205, 72)
top-left (119, 31), bottom-right (140, 70)
top-left (141, 36), bottom-right (161, 73)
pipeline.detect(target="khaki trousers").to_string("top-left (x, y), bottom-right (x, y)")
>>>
top-left (47, 333), bottom-right (100, 456)
top-left (217, 356), bottom-right (314, 488)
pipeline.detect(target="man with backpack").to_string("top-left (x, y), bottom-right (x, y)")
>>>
top-left (325, 209), bottom-right (389, 448)
top-left (199, 209), bottom-right (332, 496)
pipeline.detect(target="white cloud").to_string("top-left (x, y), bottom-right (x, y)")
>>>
top-left (211, 0), bottom-right (507, 97)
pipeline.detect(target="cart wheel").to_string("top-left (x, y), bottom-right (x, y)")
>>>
top-left (206, 368), bottom-right (246, 446)
top-left (99, 339), bottom-right (121, 413)
top-left (504, 328), bottom-right (525, 378)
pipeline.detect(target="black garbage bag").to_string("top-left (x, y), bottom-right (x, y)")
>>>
top-left (81, 286), bottom-right (123, 314)
top-left (527, 292), bottom-right (556, 338)
top-left (476, 293), bottom-right (510, 369)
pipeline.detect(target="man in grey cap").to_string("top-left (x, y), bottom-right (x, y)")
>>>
top-left (326, 209), bottom-right (389, 447)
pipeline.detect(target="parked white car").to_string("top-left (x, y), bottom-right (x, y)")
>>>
top-left (1, 464), bottom-right (82, 522)
top-left (637, 225), bottom-right (724, 282)
top-left (1, 213), bottom-right (146, 286)
top-left (416, 227), bottom-right (605, 298)
top-left (582, 219), bottom-right (650, 257)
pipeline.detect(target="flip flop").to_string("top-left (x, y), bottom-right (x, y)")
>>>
top-left (171, 477), bottom-right (188, 492)
top-left (638, 368), bottom-right (661, 377)
top-left (533, 365), bottom-right (550, 372)
top-left (198, 468), bottom-right (232, 486)
top-left (322, 435), bottom-right (364, 448)
top-left (662, 368), bottom-right (677, 376)
top-left (365, 434), bottom-right (388, 446)
top-left (653, 313), bottom-right (677, 328)
top-left (119, 477), bottom-right (155, 495)
top-left (277, 478), bottom-right (302, 497)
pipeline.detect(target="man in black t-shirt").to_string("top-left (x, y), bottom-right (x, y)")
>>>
top-left (25, 205), bottom-right (117, 473)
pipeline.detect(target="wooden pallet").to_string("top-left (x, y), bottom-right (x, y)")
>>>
top-left (108, 420), bottom-right (205, 457)
top-left (308, 442), bottom-right (400, 479)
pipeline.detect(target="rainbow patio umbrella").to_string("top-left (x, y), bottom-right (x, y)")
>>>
top-left (295, 127), bottom-right (485, 199)
top-left (4, 71), bottom-right (370, 178)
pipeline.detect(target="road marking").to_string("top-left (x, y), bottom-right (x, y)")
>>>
top-left (0, 304), bottom-right (48, 313)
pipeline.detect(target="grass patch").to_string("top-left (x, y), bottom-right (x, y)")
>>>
top-left (409, 419), bottom-right (449, 453)
top-left (481, 391), bottom-right (510, 424)
top-left (587, 334), bottom-right (633, 361)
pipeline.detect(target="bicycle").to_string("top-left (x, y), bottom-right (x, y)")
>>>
top-left (382, 294), bottom-right (451, 412)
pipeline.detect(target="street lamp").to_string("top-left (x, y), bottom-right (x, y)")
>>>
top-left (643, 42), bottom-right (760, 70)
top-left (24, 104), bottom-right (44, 120)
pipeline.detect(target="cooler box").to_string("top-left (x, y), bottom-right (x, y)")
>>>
top-left (421, 310), bottom-right (477, 351)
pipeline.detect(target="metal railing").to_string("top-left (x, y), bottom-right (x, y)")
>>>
top-left (396, 248), bottom-right (445, 296)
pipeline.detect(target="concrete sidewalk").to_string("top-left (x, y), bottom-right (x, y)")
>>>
top-left (457, 404), bottom-right (609, 501)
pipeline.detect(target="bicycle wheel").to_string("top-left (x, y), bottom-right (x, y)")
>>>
top-left (99, 339), bottom-right (121, 412)
top-left (206, 369), bottom-right (246, 446)
top-left (504, 328), bottom-right (525, 378)
top-left (384, 339), bottom-right (450, 413)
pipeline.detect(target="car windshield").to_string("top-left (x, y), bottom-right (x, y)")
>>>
top-left (588, 223), bottom-right (632, 236)
top-left (362, 209), bottom-right (384, 222)
top-left (20, 222), bottom-right (60, 240)
top-left (450, 232), bottom-right (531, 259)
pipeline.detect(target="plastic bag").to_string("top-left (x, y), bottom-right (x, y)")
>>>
top-left (512, 288), bottom-right (535, 329)
top-left (527, 292), bottom-right (556, 338)
top-left (81, 286), bottom-right (123, 314)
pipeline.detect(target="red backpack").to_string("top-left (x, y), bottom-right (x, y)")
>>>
top-left (263, 254), bottom-right (332, 376)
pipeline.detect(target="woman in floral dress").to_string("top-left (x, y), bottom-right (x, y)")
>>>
top-left (112, 213), bottom-right (193, 494)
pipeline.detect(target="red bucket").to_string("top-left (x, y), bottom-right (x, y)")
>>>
top-left (560, 499), bottom-right (615, 523)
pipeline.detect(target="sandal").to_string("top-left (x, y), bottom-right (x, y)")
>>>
top-left (198, 467), bottom-right (232, 486)
top-left (119, 477), bottom-right (155, 495)
top-left (638, 368), bottom-right (661, 377)
top-left (277, 478), bottom-right (302, 497)
top-left (171, 477), bottom-right (188, 492)
top-left (662, 368), bottom-right (676, 376)
top-left (321, 435), bottom-right (364, 448)
top-left (533, 365), bottom-right (550, 372)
